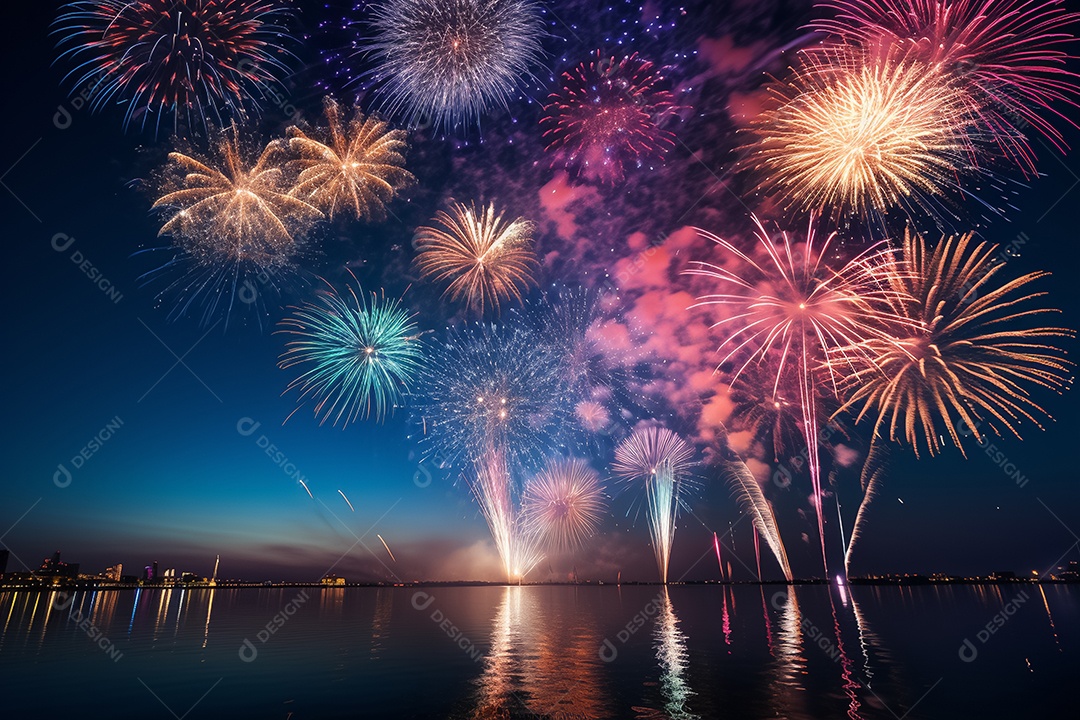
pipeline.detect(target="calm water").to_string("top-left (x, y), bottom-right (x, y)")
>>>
top-left (0, 583), bottom-right (1074, 718)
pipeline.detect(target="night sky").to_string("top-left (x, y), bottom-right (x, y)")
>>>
top-left (3, 0), bottom-right (1079, 584)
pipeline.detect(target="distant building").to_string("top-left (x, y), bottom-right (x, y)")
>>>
top-left (991, 570), bottom-right (1016, 580)
top-left (40, 551), bottom-right (79, 578)
top-left (0, 549), bottom-right (8, 576)
top-left (104, 564), bottom-right (123, 582)
top-left (321, 575), bottom-right (346, 586)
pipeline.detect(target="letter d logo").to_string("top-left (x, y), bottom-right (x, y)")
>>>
top-left (598, 638), bottom-right (618, 663)
top-left (238, 638), bottom-right (258, 663)
top-left (411, 591), bottom-right (435, 611)
top-left (54, 464), bottom-right (72, 488)
top-left (236, 417), bottom-right (261, 437)
top-left (958, 638), bottom-right (978, 663)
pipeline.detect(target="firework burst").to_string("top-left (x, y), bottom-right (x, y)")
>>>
top-left (523, 458), bottom-right (607, 553)
top-left (419, 319), bottom-right (572, 471)
top-left (278, 273), bottom-right (424, 426)
top-left (366, 0), bottom-right (545, 131)
top-left (413, 202), bottom-right (538, 315)
top-left (541, 51), bottom-right (680, 183)
top-left (153, 126), bottom-right (321, 258)
top-left (686, 216), bottom-right (910, 574)
top-left (747, 47), bottom-right (974, 219)
top-left (53, 0), bottom-right (296, 134)
top-left (612, 426), bottom-right (696, 583)
top-left (286, 98), bottom-right (414, 222)
top-left (835, 230), bottom-right (1074, 458)
top-left (149, 124), bottom-right (321, 323)
top-left (809, 0), bottom-right (1080, 169)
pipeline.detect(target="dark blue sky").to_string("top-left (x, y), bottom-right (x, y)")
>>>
top-left (2, 1), bottom-right (1079, 583)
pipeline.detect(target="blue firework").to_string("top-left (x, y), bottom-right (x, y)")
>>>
top-left (278, 274), bottom-right (425, 426)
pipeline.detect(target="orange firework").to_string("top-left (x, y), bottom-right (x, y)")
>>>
top-left (287, 98), bottom-right (414, 221)
top-left (746, 47), bottom-right (974, 218)
top-left (413, 201), bottom-right (538, 315)
top-left (834, 231), bottom-right (1074, 458)
top-left (153, 124), bottom-right (322, 266)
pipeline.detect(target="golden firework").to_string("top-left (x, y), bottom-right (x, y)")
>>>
top-left (287, 98), bottom-right (414, 221)
top-left (413, 201), bottom-right (538, 315)
top-left (747, 48), bottom-right (973, 218)
top-left (153, 125), bottom-right (322, 266)
top-left (834, 230), bottom-right (1074, 457)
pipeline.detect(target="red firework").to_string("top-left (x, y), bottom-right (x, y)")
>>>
top-left (808, 0), bottom-right (1080, 171)
top-left (541, 51), bottom-right (680, 184)
top-left (53, 0), bottom-right (296, 133)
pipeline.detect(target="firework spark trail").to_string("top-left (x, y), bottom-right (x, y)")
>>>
top-left (377, 534), bottom-right (397, 562)
top-left (286, 97), bottom-right (414, 221)
top-left (541, 50), bottom-right (680, 183)
top-left (713, 532), bottom-right (725, 581)
top-left (473, 445), bottom-right (542, 580)
top-left (338, 489), bottom-right (355, 512)
top-left (366, 0), bottom-right (545, 131)
top-left (687, 215), bottom-right (912, 575)
top-left (844, 437), bottom-right (888, 575)
top-left (53, 0), bottom-right (297, 134)
top-left (809, 0), bottom-right (1080, 169)
top-left (723, 460), bottom-right (794, 582)
top-left (278, 273), bottom-right (424, 427)
top-left (612, 426), bottom-right (695, 584)
top-left (522, 458), bottom-right (607, 553)
top-left (413, 201), bottom-right (538, 316)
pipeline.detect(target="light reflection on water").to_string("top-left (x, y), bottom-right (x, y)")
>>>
top-left (0, 583), bottom-right (1074, 719)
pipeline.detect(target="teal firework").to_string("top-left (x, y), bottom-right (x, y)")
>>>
top-left (279, 275), bottom-right (424, 426)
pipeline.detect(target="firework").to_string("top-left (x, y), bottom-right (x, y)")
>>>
top-left (523, 458), bottom-right (607, 552)
top-left (338, 489), bottom-right (356, 512)
top-left (413, 202), bottom-right (538, 315)
top-left (612, 426), bottom-right (695, 583)
top-left (723, 459), bottom-right (793, 581)
top-left (835, 231), bottom-right (1073, 572)
top-left (149, 125), bottom-right (321, 324)
top-left (541, 51), bottom-right (679, 183)
top-left (687, 216), bottom-right (909, 574)
top-left (835, 230), bottom-right (1073, 457)
top-left (154, 125), bottom-right (321, 260)
top-left (366, 0), bottom-right (545, 131)
top-left (419, 319), bottom-right (572, 470)
top-left (747, 47), bottom-right (974, 219)
top-left (420, 318), bottom-right (573, 581)
top-left (53, 0), bottom-right (296, 133)
top-left (278, 273), bottom-right (423, 426)
top-left (809, 0), bottom-right (1080, 169)
top-left (376, 534), bottom-right (397, 562)
top-left (286, 98), bottom-right (414, 221)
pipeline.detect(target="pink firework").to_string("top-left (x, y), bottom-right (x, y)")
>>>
top-left (686, 216), bottom-right (910, 575)
top-left (523, 458), bottom-right (607, 552)
top-left (575, 400), bottom-right (610, 433)
top-left (541, 51), bottom-right (680, 183)
top-left (808, 0), bottom-right (1080, 170)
